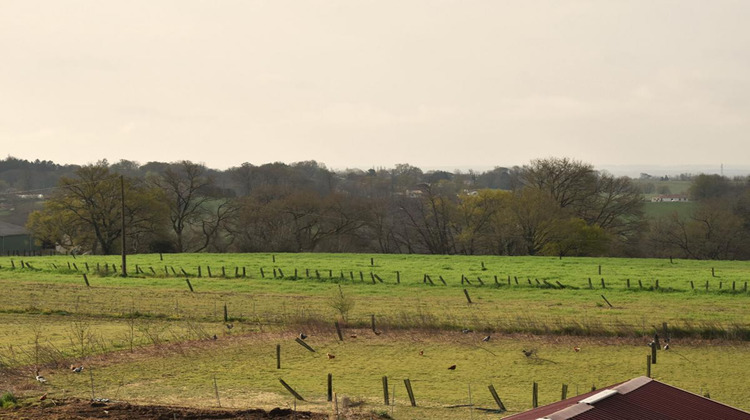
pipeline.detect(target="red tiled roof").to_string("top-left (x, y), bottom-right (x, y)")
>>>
top-left (503, 377), bottom-right (750, 420)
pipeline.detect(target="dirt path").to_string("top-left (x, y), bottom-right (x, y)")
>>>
top-left (0, 398), bottom-right (329, 420)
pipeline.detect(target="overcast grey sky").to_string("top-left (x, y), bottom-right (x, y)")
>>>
top-left (1, 1), bottom-right (749, 172)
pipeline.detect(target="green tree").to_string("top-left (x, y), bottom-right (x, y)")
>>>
top-left (27, 162), bottom-right (165, 254)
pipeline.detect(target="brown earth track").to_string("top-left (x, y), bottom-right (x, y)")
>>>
top-left (0, 398), bottom-right (328, 419)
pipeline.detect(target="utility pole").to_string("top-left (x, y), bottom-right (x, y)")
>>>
top-left (121, 175), bottom-right (127, 277)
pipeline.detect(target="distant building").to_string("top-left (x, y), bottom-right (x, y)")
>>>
top-left (0, 221), bottom-right (37, 255)
top-left (650, 194), bottom-right (689, 202)
top-left (503, 376), bottom-right (749, 420)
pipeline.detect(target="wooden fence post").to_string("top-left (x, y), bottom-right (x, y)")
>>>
top-left (396, 271), bottom-right (400, 284)
top-left (295, 338), bottom-right (316, 352)
top-left (223, 304), bottom-right (228, 322)
top-left (277, 344), bottom-right (281, 369)
top-left (371, 315), bottom-right (376, 333)
top-left (185, 279), bottom-right (194, 292)
top-left (463, 289), bottom-right (472, 304)
top-left (327, 373), bottom-right (333, 402)
top-left (561, 383), bottom-right (568, 400)
top-left (404, 379), bottom-right (416, 407)
top-left (532, 382), bottom-right (538, 408)
top-left (83, 274), bottom-right (90, 287)
top-left (198, 266), bottom-right (202, 278)
top-left (488, 385), bottom-right (506, 411)
top-left (588, 278), bottom-right (593, 289)
top-left (279, 379), bottom-right (305, 401)
top-left (382, 376), bottom-right (390, 405)
top-left (647, 355), bottom-right (651, 377)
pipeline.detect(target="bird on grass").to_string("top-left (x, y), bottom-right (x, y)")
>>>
top-left (482, 335), bottom-right (491, 342)
top-left (461, 329), bottom-right (473, 334)
top-left (39, 393), bottom-right (47, 401)
top-left (647, 340), bottom-right (655, 347)
top-left (72, 366), bottom-right (84, 373)
top-left (522, 349), bottom-right (535, 357)
top-left (298, 333), bottom-right (308, 340)
top-left (350, 334), bottom-right (358, 339)
top-left (419, 350), bottom-right (424, 356)
top-left (35, 372), bottom-right (47, 383)
top-left (212, 334), bottom-right (218, 340)
top-left (448, 365), bottom-right (457, 370)
top-left (663, 343), bottom-right (670, 351)
top-left (326, 353), bottom-right (336, 359)
top-left (226, 323), bottom-right (234, 330)
top-left (573, 346), bottom-right (581, 352)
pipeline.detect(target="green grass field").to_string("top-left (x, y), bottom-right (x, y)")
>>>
top-left (1, 253), bottom-right (749, 417)
top-left (642, 201), bottom-right (696, 218)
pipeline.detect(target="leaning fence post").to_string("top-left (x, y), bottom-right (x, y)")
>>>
top-left (463, 289), bottom-right (472, 304)
top-left (404, 379), bottom-right (416, 407)
top-left (83, 274), bottom-right (90, 287)
top-left (185, 279), bottom-right (194, 292)
top-left (488, 385), bottom-right (506, 411)
top-left (279, 379), bottom-right (305, 401)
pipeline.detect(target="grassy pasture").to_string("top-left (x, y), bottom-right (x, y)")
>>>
top-left (642, 201), bottom-right (696, 218)
top-left (12, 331), bottom-right (750, 417)
top-left (1, 254), bottom-right (748, 339)
top-left (1, 253), bottom-right (749, 417)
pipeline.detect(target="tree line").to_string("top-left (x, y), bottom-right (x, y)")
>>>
top-left (7, 156), bottom-right (750, 259)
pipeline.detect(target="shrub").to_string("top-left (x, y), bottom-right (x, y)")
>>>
top-left (1, 391), bottom-right (17, 409)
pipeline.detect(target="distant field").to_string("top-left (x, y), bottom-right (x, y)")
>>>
top-left (633, 179), bottom-right (692, 196)
top-left (1, 253), bottom-right (748, 417)
top-left (643, 201), bottom-right (696, 218)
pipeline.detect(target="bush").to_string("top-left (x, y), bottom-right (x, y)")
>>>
top-left (1, 391), bottom-right (17, 409)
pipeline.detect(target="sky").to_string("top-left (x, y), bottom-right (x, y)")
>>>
top-left (2, 1), bottom-right (750, 174)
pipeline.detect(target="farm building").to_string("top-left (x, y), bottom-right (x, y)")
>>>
top-left (503, 376), bottom-right (750, 419)
top-left (0, 220), bottom-right (37, 255)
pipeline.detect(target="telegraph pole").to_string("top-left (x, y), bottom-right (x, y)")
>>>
top-left (121, 175), bottom-right (127, 277)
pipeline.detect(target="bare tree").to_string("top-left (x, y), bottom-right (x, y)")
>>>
top-left (152, 161), bottom-right (214, 252)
